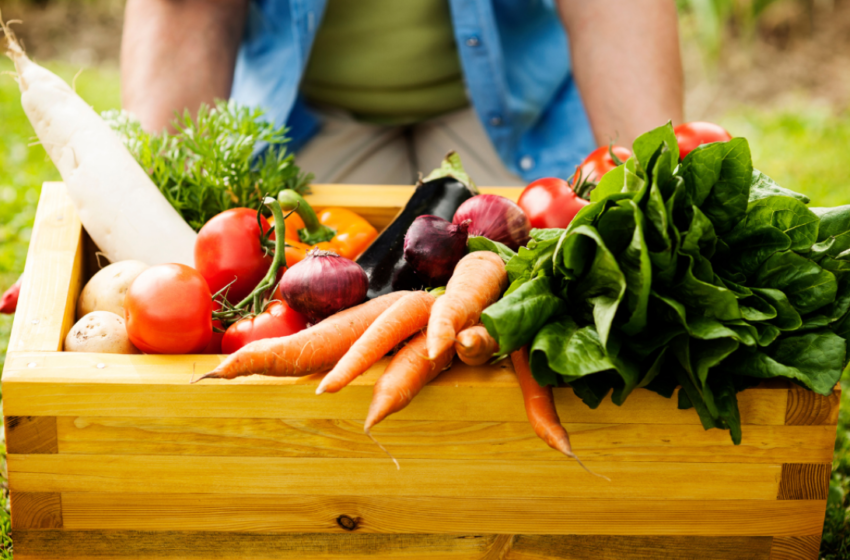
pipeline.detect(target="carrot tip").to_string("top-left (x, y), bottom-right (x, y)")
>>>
top-left (364, 427), bottom-right (400, 470)
top-left (315, 386), bottom-right (325, 395)
top-left (191, 372), bottom-right (219, 384)
top-left (564, 450), bottom-right (610, 482)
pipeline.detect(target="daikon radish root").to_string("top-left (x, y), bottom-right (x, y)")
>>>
top-left (426, 251), bottom-right (507, 359)
top-left (196, 291), bottom-right (409, 382)
top-left (455, 324), bottom-right (499, 366)
top-left (511, 346), bottom-right (608, 480)
top-left (2, 17), bottom-right (196, 266)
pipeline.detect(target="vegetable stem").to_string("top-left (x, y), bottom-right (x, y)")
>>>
top-left (278, 189), bottom-right (336, 244)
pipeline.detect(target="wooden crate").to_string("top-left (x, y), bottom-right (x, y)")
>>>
top-left (2, 182), bottom-right (840, 560)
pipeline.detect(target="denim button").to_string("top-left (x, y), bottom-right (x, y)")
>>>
top-left (519, 156), bottom-right (535, 171)
top-left (465, 36), bottom-right (481, 47)
top-left (489, 115), bottom-right (503, 127)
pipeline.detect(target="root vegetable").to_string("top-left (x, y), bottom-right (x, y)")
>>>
top-left (455, 324), bottom-right (499, 366)
top-left (77, 260), bottom-right (149, 319)
top-left (316, 291), bottom-right (436, 395)
top-left (426, 251), bottom-right (508, 360)
top-left (2, 19), bottom-right (197, 266)
top-left (64, 311), bottom-right (140, 354)
top-left (196, 291), bottom-right (410, 382)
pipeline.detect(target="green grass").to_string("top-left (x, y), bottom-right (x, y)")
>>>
top-left (2, 57), bottom-right (850, 556)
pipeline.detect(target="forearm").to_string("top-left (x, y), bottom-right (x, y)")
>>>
top-left (557, 0), bottom-right (683, 146)
top-left (121, 0), bottom-right (248, 132)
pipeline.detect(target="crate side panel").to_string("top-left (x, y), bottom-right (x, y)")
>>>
top-left (3, 353), bottom-right (789, 425)
top-left (508, 535), bottom-right (772, 560)
top-left (769, 535), bottom-right (821, 560)
top-left (60, 493), bottom-right (828, 537)
top-left (5, 416), bottom-right (57, 454)
top-left (785, 386), bottom-right (841, 426)
top-left (10, 492), bottom-right (62, 529)
top-left (54, 416), bottom-right (835, 464)
top-left (5, 183), bottom-right (82, 354)
top-left (8, 454), bottom-right (781, 499)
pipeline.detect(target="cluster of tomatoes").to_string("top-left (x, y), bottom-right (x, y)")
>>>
top-left (517, 121), bottom-right (731, 229)
top-left (124, 208), bottom-right (309, 356)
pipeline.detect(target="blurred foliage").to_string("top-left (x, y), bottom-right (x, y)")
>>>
top-left (677, 0), bottom-right (804, 58)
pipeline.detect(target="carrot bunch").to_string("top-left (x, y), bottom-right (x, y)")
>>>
top-left (197, 250), bottom-right (596, 472)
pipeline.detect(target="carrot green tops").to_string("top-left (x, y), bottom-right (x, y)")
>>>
top-left (301, 0), bottom-right (469, 124)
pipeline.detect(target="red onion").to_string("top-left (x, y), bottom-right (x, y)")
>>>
top-left (280, 249), bottom-right (368, 322)
top-left (403, 215), bottom-right (470, 286)
top-left (452, 194), bottom-right (531, 250)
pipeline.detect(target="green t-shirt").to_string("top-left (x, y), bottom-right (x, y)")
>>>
top-left (301, 0), bottom-right (469, 124)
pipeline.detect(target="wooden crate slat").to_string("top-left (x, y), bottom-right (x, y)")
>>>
top-left (777, 464), bottom-right (831, 500)
top-left (10, 492), bottom-right (62, 529)
top-left (54, 416), bottom-right (836, 464)
top-left (8, 453), bottom-right (782, 499)
top-left (5, 182), bottom-right (82, 354)
top-left (769, 535), bottom-right (822, 560)
top-left (5, 416), bottom-right (58, 454)
top-left (3, 352), bottom-right (790, 425)
top-left (785, 386), bottom-right (841, 426)
top-left (10, 530), bottom-right (779, 560)
top-left (60, 493), bottom-right (827, 537)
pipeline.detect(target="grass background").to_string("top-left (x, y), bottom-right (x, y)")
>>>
top-left (4, 11), bottom-right (850, 557)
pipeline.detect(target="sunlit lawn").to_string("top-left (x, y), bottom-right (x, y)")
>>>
top-left (1, 58), bottom-right (850, 558)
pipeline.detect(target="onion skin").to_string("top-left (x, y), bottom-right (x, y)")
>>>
top-left (403, 215), bottom-right (470, 287)
top-left (453, 194), bottom-right (531, 251)
top-left (280, 250), bottom-right (369, 323)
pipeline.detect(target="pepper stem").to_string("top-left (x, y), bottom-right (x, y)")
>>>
top-left (277, 189), bottom-right (336, 245)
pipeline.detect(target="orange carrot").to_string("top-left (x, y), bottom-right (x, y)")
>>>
top-left (195, 291), bottom-right (409, 382)
top-left (511, 346), bottom-right (608, 480)
top-left (316, 291), bottom-right (435, 394)
top-left (363, 331), bottom-right (455, 468)
top-left (365, 331), bottom-right (455, 433)
top-left (426, 251), bottom-right (507, 360)
top-left (455, 324), bottom-right (499, 366)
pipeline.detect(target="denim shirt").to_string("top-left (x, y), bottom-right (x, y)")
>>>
top-left (231, 0), bottom-right (596, 182)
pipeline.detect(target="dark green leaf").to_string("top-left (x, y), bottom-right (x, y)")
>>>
top-left (632, 122), bottom-right (679, 170)
top-left (481, 277), bottom-right (566, 356)
top-left (748, 170), bottom-right (810, 204)
top-left (467, 236), bottom-right (516, 263)
top-left (753, 251), bottom-right (837, 315)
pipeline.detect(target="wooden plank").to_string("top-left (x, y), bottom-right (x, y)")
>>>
top-left (769, 535), bottom-right (821, 560)
top-left (2, 353), bottom-right (789, 425)
top-left (9, 531), bottom-right (780, 560)
top-left (7, 454), bottom-right (781, 499)
top-left (10, 492), bottom-right (62, 529)
top-left (785, 385), bottom-right (841, 425)
top-left (54, 416), bottom-right (835, 463)
top-left (506, 535), bottom-right (772, 560)
top-left (777, 463), bottom-right (831, 500)
top-left (5, 416), bottom-right (57, 454)
top-left (60, 493), bottom-right (828, 536)
top-left (5, 182), bottom-right (82, 354)
top-left (306, 185), bottom-right (523, 230)
top-left (11, 530), bottom-right (498, 560)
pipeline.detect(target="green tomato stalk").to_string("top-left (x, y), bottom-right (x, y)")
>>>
top-left (277, 189), bottom-right (336, 245)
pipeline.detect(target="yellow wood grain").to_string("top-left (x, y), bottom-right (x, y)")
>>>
top-left (777, 464), bottom-right (831, 500)
top-left (59, 493), bottom-right (827, 536)
top-left (785, 386), bottom-right (841, 426)
top-left (54, 416), bottom-right (835, 463)
top-left (5, 183), bottom-right (82, 354)
top-left (2, 352), bottom-right (788, 425)
top-left (305, 185), bottom-right (523, 230)
top-left (5, 416), bottom-right (58, 454)
top-left (7, 453), bottom-right (782, 499)
top-left (10, 492), bottom-right (62, 529)
top-left (506, 535), bottom-right (772, 560)
top-left (769, 535), bottom-right (821, 560)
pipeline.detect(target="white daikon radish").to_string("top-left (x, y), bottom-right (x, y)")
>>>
top-left (2, 19), bottom-right (196, 266)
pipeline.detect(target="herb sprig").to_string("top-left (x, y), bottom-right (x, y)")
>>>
top-left (104, 100), bottom-right (313, 231)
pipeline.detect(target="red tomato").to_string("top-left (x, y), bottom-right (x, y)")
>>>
top-left (674, 122), bottom-right (732, 159)
top-left (125, 264), bottom-right (213, 354)
top-left (221, 301), bottom-right (309, 354)
top-left (195, 208), bottom-right (273, 303)
top-left (571, 145), bottom-right (632, 186)
top-left (517, 177), bottom-right (589, 229)
top-left (200, 302), bottom-right (224, 354)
